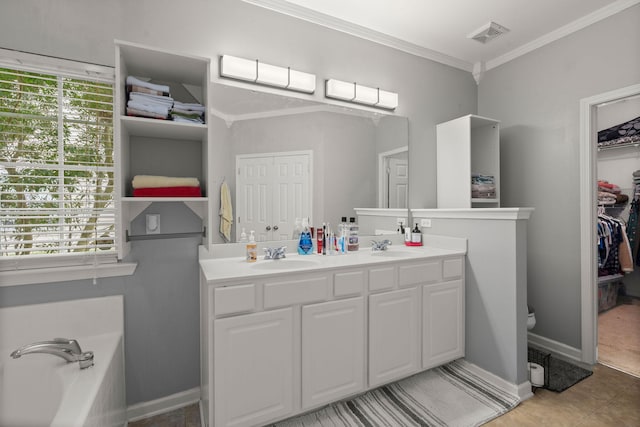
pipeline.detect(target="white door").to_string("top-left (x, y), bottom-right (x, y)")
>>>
top-left (236, 152), bottom-right (311, 242)
top-left (387, 157), bottom-right (408, 208)
top-left (301, 297), bottom-right (365, 410)
top-left (423, 280), bottom-right (464, 369)
top-left (369, 288), bottom-right (419, 387)
top-left (214, 308), bottom-right (294, 427)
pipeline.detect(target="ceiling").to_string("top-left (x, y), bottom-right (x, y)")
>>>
top-left (243, 0), bottom-right (636, 74)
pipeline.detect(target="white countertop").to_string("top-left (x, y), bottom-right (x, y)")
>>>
top-left (199, 242), bottom-right (466, 284)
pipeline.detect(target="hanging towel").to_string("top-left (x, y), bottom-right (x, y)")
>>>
top-left (219, 181), bottom-right (233, 242)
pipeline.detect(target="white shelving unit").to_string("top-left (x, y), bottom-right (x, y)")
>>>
top-left (436, 114), bottom-right (500, 208)
top-left (114, 40), bottom-right (211, 258)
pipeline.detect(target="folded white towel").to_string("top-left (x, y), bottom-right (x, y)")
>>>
top-left (126, 76), bottom-right (171, 94)
top-left (173, 101), bottom-right (206, 112)
top-left (127, 100), bottom-right (171, 116)
top-left (132, 175), bottom-right (200, 189)
top-left (129, 92), bottom-right (174, 106)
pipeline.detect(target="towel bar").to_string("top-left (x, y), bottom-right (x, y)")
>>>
top-left (126, 227), bottom-right (206, 242)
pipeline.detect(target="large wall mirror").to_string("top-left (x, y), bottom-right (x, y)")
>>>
top-left (209, 83), bottom-right (409, 243)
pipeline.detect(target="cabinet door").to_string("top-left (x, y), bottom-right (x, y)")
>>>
top-left (214, 308), bottom-right (294, 427)
top-left (422, 280), bottom-right (464, 369)
top-left (369, 288), bottom-right (419, 387)
top-left (301, 297), bottom-right (365, 410)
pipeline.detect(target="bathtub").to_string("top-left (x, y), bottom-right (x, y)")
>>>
top-left (0, 296), bottom-right (126, 427)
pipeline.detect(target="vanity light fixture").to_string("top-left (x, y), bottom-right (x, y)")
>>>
top-left (219, 55), bottom-right (316, 94)
top-left (325, 79), bottom-right (398, 110)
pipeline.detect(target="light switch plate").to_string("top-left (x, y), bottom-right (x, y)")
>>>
top-left (420, 218), bottom-right (432, 228)
top-left (396, 217), bottom-right (407, 225)
top-left (146, 214), bottom-right (161, 234)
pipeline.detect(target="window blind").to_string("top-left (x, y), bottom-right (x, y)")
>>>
top-left (0, 64), bottom-right (116, 263)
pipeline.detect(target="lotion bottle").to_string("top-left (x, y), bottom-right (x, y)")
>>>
top-left (246, 231), bottom-right (257, 262)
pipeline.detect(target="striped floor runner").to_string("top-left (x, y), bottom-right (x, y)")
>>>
top-left (273, 360), bottom-right (519, 427)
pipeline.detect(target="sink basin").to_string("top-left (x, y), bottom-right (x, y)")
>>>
top-left (370, 249), bottom-right (416, 258)
top-left (251, 258), bottom-right (319, 270)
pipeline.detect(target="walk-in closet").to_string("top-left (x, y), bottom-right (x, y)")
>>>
top-left (595, 94), bottom-right (640, 378)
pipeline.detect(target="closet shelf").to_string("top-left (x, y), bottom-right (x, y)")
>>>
top-left (597, 142), bottom-right (640, 152)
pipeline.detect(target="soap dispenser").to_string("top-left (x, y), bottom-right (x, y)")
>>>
top-left (239, 228), bottom-right (248, 243)
top-left (246, 231), bottom-right (257, 262)
top-left (298, 218), bottom-right (313, 255)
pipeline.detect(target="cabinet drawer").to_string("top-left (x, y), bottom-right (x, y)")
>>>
top-left (215, 284), bottom-right (256, 316)
top-left (334, 270), bottom-right (365, 297)
top-left (443, 257), bottom-right (463, 279)
top-left (264, 276), bottom-right (329, 308)
top-left (369, 266), bottom-right (396, 292)
top-left (399, 261), bottom-right (441, 286)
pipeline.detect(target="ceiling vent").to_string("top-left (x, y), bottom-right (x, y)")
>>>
top-left (468, 21), bottom-right (510, 44)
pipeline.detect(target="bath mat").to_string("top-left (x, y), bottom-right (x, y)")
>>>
top-left (546, 356), bottom-right (593, 392)
top-left (272, 360), bottom-right (518, 427)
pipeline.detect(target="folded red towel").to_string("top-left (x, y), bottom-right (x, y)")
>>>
top-left (133, 186), bottom-right (201, 197)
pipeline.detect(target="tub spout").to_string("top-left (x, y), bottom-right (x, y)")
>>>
top-left (10, 338), bottom-right (94, 369)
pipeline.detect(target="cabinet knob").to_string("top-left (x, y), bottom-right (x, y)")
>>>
top-left (266, 225), bottom-right (271, 231)
top-left (273, 225), bottom-right (279, 231)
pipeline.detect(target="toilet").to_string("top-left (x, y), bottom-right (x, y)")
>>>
top-left (527, 304), bottom-right (536, 330)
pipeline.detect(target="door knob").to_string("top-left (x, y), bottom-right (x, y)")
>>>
top-left (266, 225), bottom-right (271, 231)
top-left (273, 225), bottom-right (279, 231)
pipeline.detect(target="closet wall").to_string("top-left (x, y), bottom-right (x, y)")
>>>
top-left (597, 96), bottom-right (640, 298)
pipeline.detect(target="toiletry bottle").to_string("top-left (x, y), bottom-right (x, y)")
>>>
top-left (292, 218), bottom-right (302, 240)
top-left (398, 222), bottom-right (405, 235)
top-left (322, 223), bottom-right (327, 255)
top-left (411, 223), bottom-right (422, 244)
top-left (348, 217), bottom-right (359, 251)
top-left (246, 231), bottom-right (257, 262)
top-left (239, 227), bottom-right (248, 243)
top-left (405, 223), bottom-right (412, 245)
top-left (317, 223), bottom-right (324, 254)
top-left (298, 218), bottom-right (313, 255)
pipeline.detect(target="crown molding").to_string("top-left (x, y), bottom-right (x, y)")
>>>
top-left (242, 0), bottom-right (474, 72)
top-left (485, 0), bottom-right (640, 71)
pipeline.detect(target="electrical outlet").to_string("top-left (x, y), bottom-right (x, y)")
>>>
top-left (420, 218), bottom-right (432, 228)
top-left (146, 214), bottom-right (161, 234)
top-left (396, 217), bottom-right (407, 225)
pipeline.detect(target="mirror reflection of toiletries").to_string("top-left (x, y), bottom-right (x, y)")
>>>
top-left (209, 83), bottom-right (409, 243)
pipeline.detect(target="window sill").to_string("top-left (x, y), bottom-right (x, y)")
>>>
top-left (0, 262), bottom-right (138, 287)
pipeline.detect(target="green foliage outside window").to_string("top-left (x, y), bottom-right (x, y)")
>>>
top-left (0, 68), bottom-right (115, 256)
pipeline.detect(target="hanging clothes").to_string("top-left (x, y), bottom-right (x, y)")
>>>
top-left (598, 212), bottom-right (633, 276)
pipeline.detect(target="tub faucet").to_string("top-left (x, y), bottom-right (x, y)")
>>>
top-left (10, 338), bottom-right (94, 369)
top-left (371, 239), bottom-right (392, 251)
top-left (264, 246), bottom-right (287, 260)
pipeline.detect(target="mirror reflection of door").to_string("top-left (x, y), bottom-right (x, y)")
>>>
top-left (379, 147), bottom-right (408, 208)
top-left (236, 151), bottom-right (312, 242)
top-left (387, 155), bottom-right (408, 208)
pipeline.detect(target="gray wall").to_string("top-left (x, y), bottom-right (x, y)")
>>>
top-left (0, 0), bottom-right (476, 405)
top-left (478, 5), bottom-right (640, 350)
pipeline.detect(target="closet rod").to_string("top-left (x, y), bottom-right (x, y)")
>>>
top-left (126, 227), bottom-right (206, 242)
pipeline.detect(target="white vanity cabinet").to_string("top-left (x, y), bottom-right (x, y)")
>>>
top-left (200, 249), bottom-right (465, 427)
top-left (301, 297), bottom-right (365, 409)
top-left (214, 308), bottom-right (294, 427)
top-left (369, 287), bottom-right (420, 387)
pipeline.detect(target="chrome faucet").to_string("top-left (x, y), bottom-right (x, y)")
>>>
top-left (264, 246), bottom-right (287, 260)
top-left (371, 239), bottom-right (392, 251)
top-left (10, 338), bottom-right (94, 369)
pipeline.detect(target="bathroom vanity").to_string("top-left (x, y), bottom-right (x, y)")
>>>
top-left (199, 241), bottom-right (466, 427)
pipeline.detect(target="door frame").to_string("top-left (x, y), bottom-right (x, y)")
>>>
top-left (378, 145), bottom-right (408, 208)
top-left (579, 83), bottom-right (640, 364)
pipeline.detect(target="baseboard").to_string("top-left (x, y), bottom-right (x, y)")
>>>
top-left (528, 332), bottom-right (582, 362)
top-left (127, 387), bottom-right (201, 423)
top-left (457, 359), bottom-right (533, 402)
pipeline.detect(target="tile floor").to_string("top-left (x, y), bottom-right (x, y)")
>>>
top-left (129, 364), bottom-right (640, 426)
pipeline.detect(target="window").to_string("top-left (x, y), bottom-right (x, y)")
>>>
top-left (0, 51), bottom-right (120, 279)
